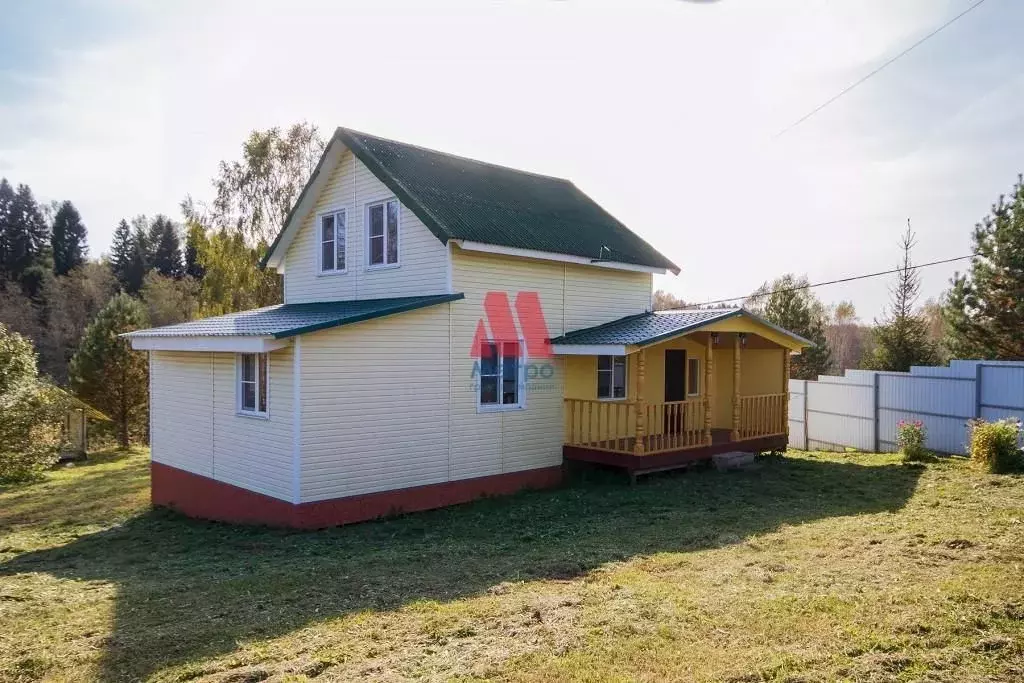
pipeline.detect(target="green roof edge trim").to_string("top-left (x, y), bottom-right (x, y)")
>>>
top-left (632, 309), bottom-right (741, 348)
top-left (272, 293), bottom-right (464, 339)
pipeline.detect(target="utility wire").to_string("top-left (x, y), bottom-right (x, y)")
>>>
top-left (775, 0), bottom-right (989, 137)
top-left (699, 253), bottom-right (975, 307)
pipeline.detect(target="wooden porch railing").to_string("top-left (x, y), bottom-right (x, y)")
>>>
top-left (737, 393), bottom-right (787, 440)
top-left (564, 398), bottom-right (707, 455)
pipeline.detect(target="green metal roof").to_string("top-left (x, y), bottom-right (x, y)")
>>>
top-left (264, 127), bottom-right (679, 273)
top-left (126, 294), bottom-right (463, 340)
top-left (550, 308), bottom-right (813, 348)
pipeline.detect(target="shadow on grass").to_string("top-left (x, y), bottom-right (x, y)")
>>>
top-left (1, 455), bottom-right (923, 681)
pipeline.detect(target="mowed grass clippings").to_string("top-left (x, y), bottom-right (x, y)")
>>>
top-left (1, 449), bottom-right (1023, 682)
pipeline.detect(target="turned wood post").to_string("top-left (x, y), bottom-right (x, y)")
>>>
top-left (731, 334), bottom-right (742, 441)
top-left (703, 340), bottom-right (713, 445)
top-left (783, 351), bottom-right (791, 438)
top-left (633, 350), bottom-right (647, 455)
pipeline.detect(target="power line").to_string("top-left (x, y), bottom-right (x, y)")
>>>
top-left (775, 0), bottom-right (989, 137)
top-left (699, 253), bottom-right (975, 307)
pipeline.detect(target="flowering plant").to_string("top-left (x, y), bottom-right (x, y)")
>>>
top-left (896, 420), bottom-right (928, 462)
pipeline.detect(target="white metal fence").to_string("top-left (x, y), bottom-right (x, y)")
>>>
top-left (788, 360), bottom-right (1024, 455)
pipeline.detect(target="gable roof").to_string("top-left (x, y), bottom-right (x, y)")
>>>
top-left (263, 127), bottom-right (679, 274)
top-left (549, 308), bottom-right (813, 350)
top-left (126, 294), bottom-right (463, 340)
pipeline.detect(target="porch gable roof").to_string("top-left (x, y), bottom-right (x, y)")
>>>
top-left (549, 308), bottom-right (812, 351)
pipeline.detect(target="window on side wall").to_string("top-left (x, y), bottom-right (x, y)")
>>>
top-left (597, 355), bottom-right (627, 399)
top-left (319, 210), bottom-right (347, 274)
top-left (367, 199), bottom-right (399, 267)
top-left (237, 352), bottom-right (269, 417)
top-left (478, 340), bottom-right (524, 410)
top-left (687, 356), bottom-right (700, 396)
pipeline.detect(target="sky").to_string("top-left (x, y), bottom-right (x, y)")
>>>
top-left (0, 0), bottom-right (1021, 321)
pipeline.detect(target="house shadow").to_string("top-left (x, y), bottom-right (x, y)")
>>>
top-left (1, 455), bottom-right (923, 682)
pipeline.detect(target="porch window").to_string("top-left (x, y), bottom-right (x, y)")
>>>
top-left (597, 355), bottom-right (627, 399)
top-left (367, 199), bottom-right (400, 267)
top-left (237, 353), bottom-right (269, 417)
top-left (319, 210), bottom-right (346, 273)
top-left (478, 340), bottom-right (524, 410)
top-left (687, 357), bottom-right (700, 396)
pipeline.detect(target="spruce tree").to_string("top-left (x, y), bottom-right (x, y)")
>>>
top-left (110, 219), bottom-right (133, 289)
top-left (123, 217), bottom-right (151, 294)
top-left (51, 200), bottom-right (88, 276)
top-left (70, 294), bottom-right (149, 448)
top-left (944, 175), bottom-right (1024, 359)
top-left (150, 215), bottom-right (183, 278)
top-left (0, 179), bottom-right (14, 280)
top-left (7, 184), bottom-right (51, 296)
top-left (864, 221), bottom-right (938, 371)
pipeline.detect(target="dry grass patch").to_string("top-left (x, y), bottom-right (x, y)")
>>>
top-left (1, 450), bottom-right (1023, 682)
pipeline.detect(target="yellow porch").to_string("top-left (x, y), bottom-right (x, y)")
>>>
top-left (551, 309), bottom-right (810, 470)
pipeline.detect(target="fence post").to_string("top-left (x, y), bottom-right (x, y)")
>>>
top-left (974, 363), bottom-right (983, 419)
top-left (802, 380), bottom-right (809, 449)
top-left (872, 372), bottom-right (881, 453)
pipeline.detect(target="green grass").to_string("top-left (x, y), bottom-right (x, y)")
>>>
top-left (1, 450), bottom-right (1023, 682)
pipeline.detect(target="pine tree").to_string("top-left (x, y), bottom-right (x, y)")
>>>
top-left (183, 220), bottom-right (206, 280)
top-left (746, 274), bottom-right (833, 380)
top-left (123, 217), bottom-right (151, 294)
top-left (0, 179), bottom-right (14, 280)
top-left (109, 219), bottom-right (133, 289)
top-left (8, 184), bottom-right (51, 297)
top-left (150, 215), bottom-right (183, 278)
top-left (70, 294), bottom-right (149, 448)
top-left (864, 221), bottom-right (938, 371)
top-left (51, 200), bottom-right (88, 276)
top-left (944, 175), bottom-right (1024, 359)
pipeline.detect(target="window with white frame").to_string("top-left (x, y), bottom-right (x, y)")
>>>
top-left (597, 355), bottom-right (627, 399)
top-left (238, 352), bottom-right (269, 416)
top-left (478, 340), bottom-right (523, 409)
top-left (319, 210), bottom-right (346, 273)
top-left (367, 199), bottom-right (399, 267)
top-left (687, 356), bottom-right (700, 396)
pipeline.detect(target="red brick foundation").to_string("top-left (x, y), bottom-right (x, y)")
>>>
top-left (150, 461), bottom-right (564, 529)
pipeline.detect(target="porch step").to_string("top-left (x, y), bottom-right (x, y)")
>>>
top-left (711, 451), bottom-right (757, 471)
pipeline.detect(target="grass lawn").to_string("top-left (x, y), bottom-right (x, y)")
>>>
top-left (1, 450), bottom-right (1023, 682)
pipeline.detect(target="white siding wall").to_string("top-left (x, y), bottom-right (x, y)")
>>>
top-left (299, 304), bottom-right (451, 502)
top-left (150, 348), bottom-right (295, 501)
top-left (281, 148), bottom-right (449, 303)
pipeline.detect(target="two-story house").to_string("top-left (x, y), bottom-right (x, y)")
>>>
top-left (128, 127), bottom-right (810, 528)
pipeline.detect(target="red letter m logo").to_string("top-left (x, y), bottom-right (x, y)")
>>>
top-left (469, 291), bottom-right (553, 359)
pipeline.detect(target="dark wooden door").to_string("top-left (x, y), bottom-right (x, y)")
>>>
top-left (664, 350), bottom-right (687, 433)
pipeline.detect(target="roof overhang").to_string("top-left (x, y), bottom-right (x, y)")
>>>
top-left (129, 336), bottom-right (292, 353)
top-left (550, 344), bottom-right (630, 356)
top-left (451, 240), bottom-right (669, 275)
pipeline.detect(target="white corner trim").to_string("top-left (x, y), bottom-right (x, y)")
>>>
top-left (451, 240), bottom-right (668, 274)
top-left (129, 336), bottom-right (292, 353)
top-left (550, 344), bottom-right (629, 356)
top-left (291, 335), bottom-right (301, 504)
top-left (445, 240), bottom-right (454, 293)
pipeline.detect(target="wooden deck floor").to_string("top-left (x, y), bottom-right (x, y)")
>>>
top-left (564, 429), bottom-right (788, 477)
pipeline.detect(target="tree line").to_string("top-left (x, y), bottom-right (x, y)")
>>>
top-left (656, 176), bottom-right (1024, 381)
top-left (0, 123), bottom-right (324, 473)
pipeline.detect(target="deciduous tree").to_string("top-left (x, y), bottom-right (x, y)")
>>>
top-left (70, 294), bottom-right (149, 448)
top-left (746, 274), bottom-right (833, 380)
top-left (40, 262), bottom-right (118, 383)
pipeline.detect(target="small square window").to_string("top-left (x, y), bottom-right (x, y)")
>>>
top-left (478, 340), bottom-right (523, 410)
top-left (597, 355), bottom-right (627, 399)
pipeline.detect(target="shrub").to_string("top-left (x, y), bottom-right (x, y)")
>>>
top-left (897, 420), bottom-right (931, 463)
top-left (968, 419), bottom-right (1023, 474)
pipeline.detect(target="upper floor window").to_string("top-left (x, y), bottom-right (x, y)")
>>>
top-left (597, 355), bottom-right (627, 399)
top-left (367, 199), bottom-right (399, 267)
top-left (237, 352), bottom-right (269, 417)
top-left (319, 210), bottom-right (346, 274)
top-left (478, 340), bottom-right (524, 411)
